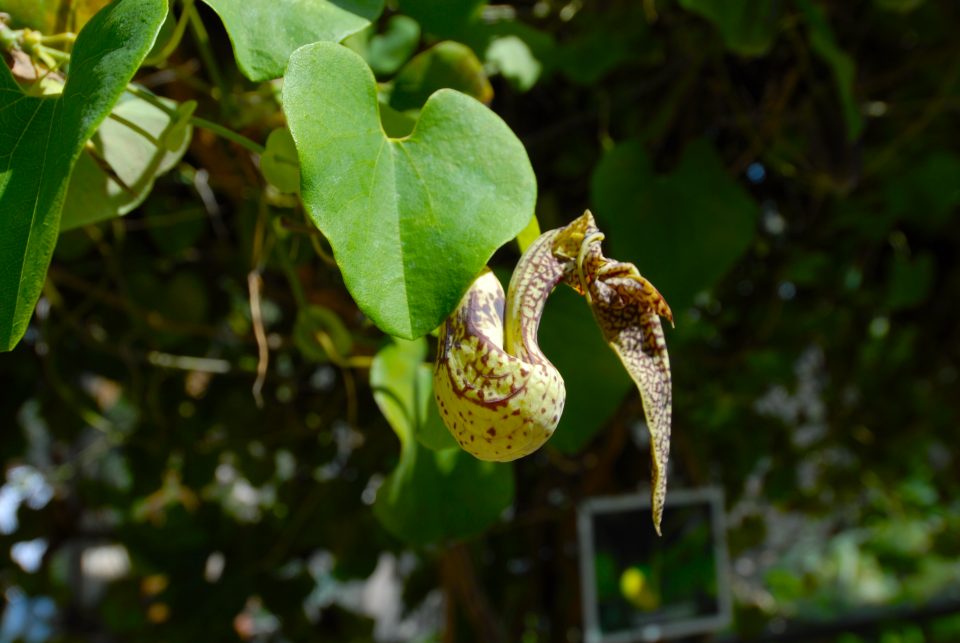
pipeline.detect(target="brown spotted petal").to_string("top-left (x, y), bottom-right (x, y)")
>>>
top-left (432, 210), bottom-right (672, 534)
top-left (584, 260), bottom-right (673, 535)
top-left (434, 247), bottom-right (568, 461)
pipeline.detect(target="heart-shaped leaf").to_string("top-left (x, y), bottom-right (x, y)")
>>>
top-left (0, 0), bottom-right (167, 351)
top-left (60, 93), bottom-right (192, 230)
top-left (371, 338), bottom-right (511, 544)
top-left (591, 139), bottom-right (758, 312)
top-left (284, 42), bottom-right (536, 339)
top-left (200, 0), bottom-right (384, 82)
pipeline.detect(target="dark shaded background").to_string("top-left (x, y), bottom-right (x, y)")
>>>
top-left (1, 0), bottom-right (959, 641)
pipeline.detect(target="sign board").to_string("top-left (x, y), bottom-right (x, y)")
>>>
top-left (578, 487), bottom-right (732, 642)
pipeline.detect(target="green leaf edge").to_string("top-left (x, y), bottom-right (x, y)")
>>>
top-left (284, 41), bottom-right (535, 340)
top-left (0, 0), bottom-right (167, 351)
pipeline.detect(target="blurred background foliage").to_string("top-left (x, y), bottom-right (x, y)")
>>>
top-left (1, 0), bottom-right (960, 640)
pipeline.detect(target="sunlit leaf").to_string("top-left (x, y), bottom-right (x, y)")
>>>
top-left (60, 93), bottom-right (192, 230)
top-left (284, 42), bottom-right (535, 339)
top-left (0, 0), bottom-right (167, 351)
top-left (459, 18), bottom-right (556, 89)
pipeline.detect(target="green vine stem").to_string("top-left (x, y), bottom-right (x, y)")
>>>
top-left (106, 111), bottom-right (162, 147)
top-left (124, 84), bottom-right (266, 155)
top-left (0, 21), bottom-right (264, 157)
top-left (142, 0), bottom-right (196, 66)
top-left (185, 1), bottom-right (226, 100)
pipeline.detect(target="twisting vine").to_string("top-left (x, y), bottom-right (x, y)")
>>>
top-left (434, 212), bottom-right (673, 533)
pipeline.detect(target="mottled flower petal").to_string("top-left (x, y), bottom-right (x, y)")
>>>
top-left (434, 211), bottom-right (673, 533)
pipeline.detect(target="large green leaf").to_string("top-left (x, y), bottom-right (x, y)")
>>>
top-left (370, 338), bottom-right (513, 545)
top-left (0, 0), bottom-right (167, 352)
top-left (200, 0), bottom-right (384, 82)
top-left (284, 42), bottom-right (536, 339)
top-left (60, 94), bottom-right (192, 230)
top-left (678, 0), bottom-right (781, 56)
top-left (591, 139), bottom-right (758, 312)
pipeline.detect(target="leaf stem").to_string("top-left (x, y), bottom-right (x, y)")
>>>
top-left (191, 115), bottom-right (267, 154)
top-left (40, 32), bottom-right (76, 45)
top-left (125, 84), bottom-right (266, 154)
top-left (37, 43), bottom-right (68, 62)
top-left (21, 28), bottom-right (266, 162)
top-left (186, 3), bottom-right (227, 100)
top-left (123, 84), bottom-right (176, 114)
top-left (106, 111), bottom-right (161, 146)
top-left (273, 224), bottom-right (308, 308)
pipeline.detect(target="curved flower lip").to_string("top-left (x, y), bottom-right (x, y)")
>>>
top-left (435, 210), bottom-right (673, 534)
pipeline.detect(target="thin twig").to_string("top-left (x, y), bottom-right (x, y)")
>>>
top-left (248, 271), bottom-right (268, 408)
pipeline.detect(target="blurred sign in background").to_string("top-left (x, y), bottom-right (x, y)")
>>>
top-left (578, 488), bottom-right (731, 642)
